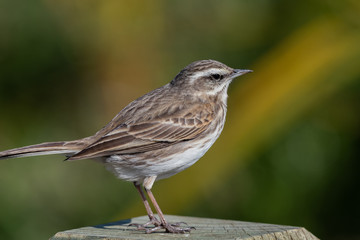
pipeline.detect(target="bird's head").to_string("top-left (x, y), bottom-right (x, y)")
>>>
top-left (171, 60), bottom-right (252, 96)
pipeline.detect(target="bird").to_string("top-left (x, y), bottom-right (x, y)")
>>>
top-left (0, 59), bottom-right (252, 233)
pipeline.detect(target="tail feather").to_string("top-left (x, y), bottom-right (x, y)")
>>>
top-left (0, 140), bottom-right (85, 160)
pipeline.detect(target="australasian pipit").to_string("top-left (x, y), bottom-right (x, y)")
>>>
top-left (0, 60), bottom-right (251, 233)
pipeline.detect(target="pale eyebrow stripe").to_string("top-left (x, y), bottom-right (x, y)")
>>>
top-left (189, 68), bottom-right (228, 83)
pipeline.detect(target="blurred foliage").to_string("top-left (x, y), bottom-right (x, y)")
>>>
top-left (0, 0), bottom-right (359, 239)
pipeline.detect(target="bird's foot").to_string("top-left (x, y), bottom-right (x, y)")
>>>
top-left (129, 216), bottom-right (161, 229)
top-left (130, 219), bottom-right (195, 233)
top-left (145, 222), bottom-right (195, 234)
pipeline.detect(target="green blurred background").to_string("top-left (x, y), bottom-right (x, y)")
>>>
top-left (1, 0), bottom-right (360, 239)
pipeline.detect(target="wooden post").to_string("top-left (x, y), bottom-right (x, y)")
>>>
top-left (50, 215), bottom-right (318, 239)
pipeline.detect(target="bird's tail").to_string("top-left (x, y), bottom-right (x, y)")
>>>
top-left (0, 140), bottom-right (87, 160)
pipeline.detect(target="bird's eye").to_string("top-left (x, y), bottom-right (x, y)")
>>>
top-left (211, 74), bottom-right (223, 80)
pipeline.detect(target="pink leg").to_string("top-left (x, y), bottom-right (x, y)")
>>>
top-left (130, 183), bottom-right (161, 229)
top-left (145, 188), bottom-right (194, 234)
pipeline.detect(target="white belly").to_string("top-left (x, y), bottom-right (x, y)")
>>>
top-left (103, 102), bottom-right (227, 184)
top-left (103, 122), bottom-right (224, 183)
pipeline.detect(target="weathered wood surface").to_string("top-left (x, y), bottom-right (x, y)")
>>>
top-left (50, 215), bottom-right (318, 240)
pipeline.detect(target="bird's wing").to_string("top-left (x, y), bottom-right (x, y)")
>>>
top-left (67, 103), bottom-right (214, 160)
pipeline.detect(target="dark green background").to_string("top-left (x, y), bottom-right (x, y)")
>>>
top-left (0, 1), bottom-right (359, 239)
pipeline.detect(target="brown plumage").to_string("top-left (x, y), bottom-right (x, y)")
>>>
top-left (69, 100), bottom-right (214, 160)
top-left (0, 59), bottom-right (252, 233)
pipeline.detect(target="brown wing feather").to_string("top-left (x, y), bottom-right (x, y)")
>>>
top-left (68, 103), bottom-right (214, 160)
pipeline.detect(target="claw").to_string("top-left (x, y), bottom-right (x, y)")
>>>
top-left (171, 221), bottom-right (188, 227)
top-left (163, 223), bottom-right (194, 233)
top-left (145, 225), bottom-right (164, 234)
top-left (130, 221), bottom-right (194, 233)
top-left (129, 216), bottom-right (162, 230)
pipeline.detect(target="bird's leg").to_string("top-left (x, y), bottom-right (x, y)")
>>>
top-left (130, 176), bottom-right (194, 233)
top-left (129, 182), bottom-right (161, 229)
top-left (145, 187), bottom-right (194, 234)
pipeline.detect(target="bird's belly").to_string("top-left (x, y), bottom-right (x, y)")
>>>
top-left (102, 124), bottom-right (223, 183)
top-left (155, 137), bottom-right (216, 180)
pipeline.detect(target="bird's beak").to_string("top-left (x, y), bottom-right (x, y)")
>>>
top-left (231, 69), bottom-right (253, 78)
